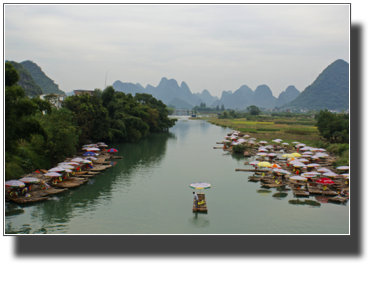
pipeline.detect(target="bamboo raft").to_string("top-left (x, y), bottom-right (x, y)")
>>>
top-left (261, 183), bottom-right (286, 188)
top-left (53, 178), bottom-right (88, 188)
top-left (193, 193), bottom-right (208, 213)
top-left (89, 164), bottom-right (112, 171)
top-left (328, 196), bottom-right (349, 203)
top-left (5, 188), bottom-right (68, 204)
top-left (290, 185), bottom-right (310, 197)
top-left (235, 168), bottom-right (271, 173)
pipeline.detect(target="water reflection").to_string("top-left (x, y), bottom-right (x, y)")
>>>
top-left (5, 130), bottom-right (176, 234)
top-left (272, 192), bottom-right (288, 199)
top-left (189, 212), bottom-right (210, 228)
top-left (256, 189), bottom-right (272, 196)
top-left (288, 199), bottom-right (321, 207)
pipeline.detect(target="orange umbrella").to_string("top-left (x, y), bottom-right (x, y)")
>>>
top-left (271, 163), bottom-right (281, 169)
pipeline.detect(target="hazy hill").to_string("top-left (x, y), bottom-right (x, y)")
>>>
top-left (193, 89), bottom-right (219, 106)
top-left (211, 85), bottom-right (255, 110)
top-left (20, 60), bottom-right (65, 95)
top-left (280, 59), bottom-right (349, 110)
top-left (112, 80), bottom-right (145, 95)
top-left (112, 77), bottom-right (209, 109)
top-left (251, 85), bottom-right (277, 109)
top-left (275, 85), bottom-right (300, 107)
top-left (8, 61), bottom-right (43, 97)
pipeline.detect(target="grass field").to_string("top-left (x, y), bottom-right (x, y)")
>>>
top-left (207, 116), bottom-right (322, 147)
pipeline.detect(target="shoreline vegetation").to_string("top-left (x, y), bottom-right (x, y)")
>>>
top-left (193, 112), bottom-right (349, 167)
top-left (5, 62), bottom-right (177, 181)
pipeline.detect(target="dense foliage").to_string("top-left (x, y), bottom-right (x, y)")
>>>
top-left (5, 63), bottom-right (177, 180)
top-left (247, 105), bottom-right (261, 115)
top-left (315, 109), bottom-right (349, 143)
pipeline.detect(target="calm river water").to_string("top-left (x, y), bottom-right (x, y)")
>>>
top-left (5, 117), bottom-right (349, 234)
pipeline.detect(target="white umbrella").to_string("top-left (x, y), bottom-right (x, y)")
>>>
top-left (48, 167), bottom-right (65, 172)
top-left (336, 166), bottom-right (349, 170)
top-left (58, 165), bottom-right (75, 169)
top-left (306, 163), bottom-right (321, 167)
top-left (44, 172), bottom-right (62, 177)
top-left (290, 176), bottom-right (307, 181)
top-left (323, 172), bottom-right (339, 177)
top-left (317, 167), bottom-right (331, 173)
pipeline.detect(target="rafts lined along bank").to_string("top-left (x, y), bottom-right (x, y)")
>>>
top-left (216, 130), bottom-right (349, 206)
top-left (5, 142), bottom-right (122, 204)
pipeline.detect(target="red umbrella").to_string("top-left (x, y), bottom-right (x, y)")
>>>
top-left (315, 178), bottom-right (335, 185)
top-left (107, 148), bottom-right (118, 153)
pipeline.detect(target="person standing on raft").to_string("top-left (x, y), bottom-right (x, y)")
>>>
top-left (193, 192), bottom-right (199, 208)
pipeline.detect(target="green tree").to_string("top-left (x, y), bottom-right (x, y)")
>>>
top-left (247, 105), bottom-right (261, 115)
top-left (5, 62), bottom-right (47, 153)
top-left (223, 111), bottom-right (228, 118)
top-left (315, 109), bottom-right (349, 143)
top-left (33, 108), bottom-right (79, 166)
top-left (62, 93), bottom-right (110, 143)
top-left (221, 104), bottom-right (225, 111)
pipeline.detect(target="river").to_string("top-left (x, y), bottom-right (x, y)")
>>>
top-left (5, 117), bottom-right (349, 234)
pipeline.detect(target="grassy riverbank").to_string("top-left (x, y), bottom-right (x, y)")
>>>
top-left (206, 116), bottom-right (349, 167)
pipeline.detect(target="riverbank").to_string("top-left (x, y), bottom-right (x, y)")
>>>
top-left (5, 145), bottom-right (120, 204)
top-left (214, 130), bottom-right (349, 207)
top-left (206, 116), bottom-right (349, 166)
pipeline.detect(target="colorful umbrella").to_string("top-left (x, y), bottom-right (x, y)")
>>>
top-left (189, 182), bottom-right (211, 189)
top-left (270, 163), bottom-right (281, 169)
top-left (290, 176), bottom-right (307, 181)
top-left (5, 180), bottom-right (26, 188)
top-left (107, 148), bottom-right (118, 153)
top-left (18, 177), bottom-right (40, 184)
top-left (249, 161), bottom-right (259, 166)
top-left (83, 151), bottom-right (97, 156)
top-left (257, 162), bottom-right (272, 168)
top-left (291, 153), bottom-right (301, 157)
top-left (85, 147), bottom-right (100, 151)
top-left (315, 178), bottom-right (335, 185)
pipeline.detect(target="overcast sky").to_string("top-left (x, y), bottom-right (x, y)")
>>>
top-left (5, 4), bottom-right (349, 98)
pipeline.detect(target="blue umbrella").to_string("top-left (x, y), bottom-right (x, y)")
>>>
top-left (83, 151), bottom-right (96, 156)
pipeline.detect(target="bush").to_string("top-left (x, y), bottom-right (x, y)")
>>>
top-left (232, 144), bottom-right (248, 153)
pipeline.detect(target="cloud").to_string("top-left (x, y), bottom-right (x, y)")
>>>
top-left (5, 4), bottom-right (349, 97)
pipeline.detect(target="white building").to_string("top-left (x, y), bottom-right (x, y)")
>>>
top-left (39, 93), bottom-right (66, 109)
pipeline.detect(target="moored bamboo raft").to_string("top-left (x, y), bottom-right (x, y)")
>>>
top-left (87, 171), bottom-right (100, 175)
top-left (261, 183), bottom-right (286, 188)
top-left (5, 188), bottom-right (68, 204)
top-left (74, 171), bottom-right (88, 175)
top-left (328, 196), bottom-right (349, 203)
top-left (193, 193), bottom-right (207, 212)
top-left (90, 164), bottom-right (112, 171)
top-left (248, 175), bottom-right (264, 182)
top-left (213, 147), bottom-right (224, 149)
top-left (53, 178), bottom-right (88, 188)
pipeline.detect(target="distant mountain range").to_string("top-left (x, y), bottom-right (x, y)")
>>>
top-left (113, 78), bottom-right (300, 110)
top-left (7, 58), bottom-right (348, 111)
top-left (112, 59), bottom-right (348, 111)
